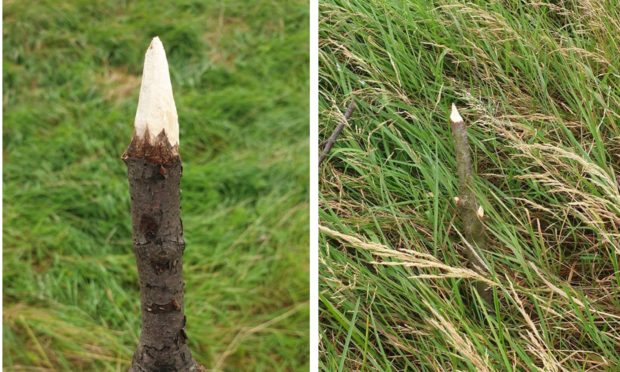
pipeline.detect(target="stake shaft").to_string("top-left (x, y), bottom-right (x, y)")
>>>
top-left (123, 137), bottom-right (197, 371)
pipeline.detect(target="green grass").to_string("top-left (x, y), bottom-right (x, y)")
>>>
top-left (319, 0), bottom-right (620, 370)
top-left (3, 1), bottom-right (308, 370)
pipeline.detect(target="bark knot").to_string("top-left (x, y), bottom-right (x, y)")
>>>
top-left (140, 215), bottom-right (159, 242)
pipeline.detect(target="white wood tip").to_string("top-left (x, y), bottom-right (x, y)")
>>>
top-left (477, 205), bottom-right (484, 219)
top-left (450, 103), bottom-right (463, 123)
top-left (134, 37), bottom-right (179, 146)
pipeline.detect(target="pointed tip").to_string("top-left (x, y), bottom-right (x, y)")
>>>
top-left (145, 36), bottom-right (166, 64)
top-left (149, 36), bottom-right (163, 50)
top-left (450, 103), bottom-right (463, 123)
top-left (133, 37), bottom-right (179, 147)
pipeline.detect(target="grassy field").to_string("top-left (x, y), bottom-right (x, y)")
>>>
top-left (319, 0), bottom-right (619, 370)
top-left (3, 1), bottom-right (308, 370)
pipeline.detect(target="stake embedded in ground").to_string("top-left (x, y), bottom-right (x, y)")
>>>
top-left (122, 37), bottom-right (199, 371)
top-left (449, 103), bottom-right (494, 308)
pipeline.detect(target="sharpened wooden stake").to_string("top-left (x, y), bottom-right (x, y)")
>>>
top-left (449, 103), bottom-right (494, 308)
top-left (123, 37), bottom-right (199, 372)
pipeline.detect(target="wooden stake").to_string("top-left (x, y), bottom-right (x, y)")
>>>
top-left (122, 37), bottom-right (199, 371)
top-left (449, 103), bottom-right (494, 308)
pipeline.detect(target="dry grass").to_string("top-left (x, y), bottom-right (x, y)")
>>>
top-left (319, 0), bottom-right (620, 370)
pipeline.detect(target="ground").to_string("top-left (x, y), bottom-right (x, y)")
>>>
top-left (319, 0), bottom-right (620, 370)
top-left (3, 1), bottom-right (309, 370)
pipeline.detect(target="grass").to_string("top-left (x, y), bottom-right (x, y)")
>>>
top-left (3, 0), bottom-right (309, 370)
top-left (319, 0), bottom-right (620, 370)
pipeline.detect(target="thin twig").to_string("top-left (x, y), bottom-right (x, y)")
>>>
top-left (319, 101), bottom-right (356, 164)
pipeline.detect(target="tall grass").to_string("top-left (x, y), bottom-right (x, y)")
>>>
top-left (3, 0), bottom-right (309, 370)
top-left (319, 0), bottom-right (619, 370)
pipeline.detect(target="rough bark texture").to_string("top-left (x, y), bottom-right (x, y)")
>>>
top-left (450, 115), bottom-right (494, 307)
top-left (123, 130), bottom-right (198, 372)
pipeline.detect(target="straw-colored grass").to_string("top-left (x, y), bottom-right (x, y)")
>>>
top-left (319, 1), bottom-right (620, 370)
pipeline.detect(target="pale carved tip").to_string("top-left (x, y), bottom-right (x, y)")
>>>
top-left (150, 36), bottom-right (162, 49)
top-left (450, 103), bottom-right (463, 123)
top-left (134, 37), bottom-right (179, 147)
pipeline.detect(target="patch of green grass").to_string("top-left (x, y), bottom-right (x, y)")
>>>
top-left (3, 0), bottom-right (309, 370)
top-left (319, 0), bottom-right (619, 370)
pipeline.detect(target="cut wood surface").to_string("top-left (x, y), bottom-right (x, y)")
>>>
top-left (134, 36), bottom-right (179, 147)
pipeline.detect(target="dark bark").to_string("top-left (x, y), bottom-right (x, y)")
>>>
top-left (450, 112), bottom-right (494, 308)
top-left (123, 130), bottom-right (198, 372)
top-left (319, 101), bottom-right (356, 165)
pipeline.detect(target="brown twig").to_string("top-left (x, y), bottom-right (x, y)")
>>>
top-left (319, 101), bottom-right (356, 165)
top-left (449, 103), bottom-right (494, 308)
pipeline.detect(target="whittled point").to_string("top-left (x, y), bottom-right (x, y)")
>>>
top-left (477, 205), bottom-right (484, 219)
top-left (450, 103), bottom-right (463, 123)
top-left (134, 37), bottom-right (179, 146)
